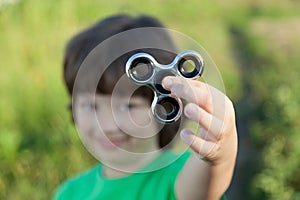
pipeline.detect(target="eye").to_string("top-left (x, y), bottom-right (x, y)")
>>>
top-left (82, 103), bottom-right (96, 111)
top-left (119, 103), bottom-right (138, 111)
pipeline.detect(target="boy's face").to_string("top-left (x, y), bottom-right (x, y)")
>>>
top-left (73, 91), bottom-right (161, 167)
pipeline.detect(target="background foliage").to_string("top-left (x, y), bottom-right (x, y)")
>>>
top-left (0, 0), bottom-right (299, 199)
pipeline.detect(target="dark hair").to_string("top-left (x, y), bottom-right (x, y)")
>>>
top-left (63, 14), bottom-right (181, 148)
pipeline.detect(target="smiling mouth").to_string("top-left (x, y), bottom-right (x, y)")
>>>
top-left (97, 136), bottom-right (129, 149)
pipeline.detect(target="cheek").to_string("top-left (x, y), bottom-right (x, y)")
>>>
top-left (74, 110), bottom-right (95, 135)
top-left (117, 109), bottom-right (153, 132)
top-left (116, 109), bottom-right (161, 139)
top-left (129, 108), bottom-right (152, 127)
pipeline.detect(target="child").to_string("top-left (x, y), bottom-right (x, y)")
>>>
top-left (54, 14), bottom-right (238, 200)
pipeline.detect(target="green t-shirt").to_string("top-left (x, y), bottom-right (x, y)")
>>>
top-left (53, 151), bottom-right (227, 200)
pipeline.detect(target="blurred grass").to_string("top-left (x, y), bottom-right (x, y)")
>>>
top-left (1, 0), bottom-right (300, 199)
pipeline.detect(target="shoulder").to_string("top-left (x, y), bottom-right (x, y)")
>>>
top-left (147, 150), bottom-right (192, 183)
top-left (53, 164), bottom-right (101, 200)
top-left (142, 150), bottom-right (191, 174)
top-left (164, 150), bottom-right (192, 171)
top-left (154, 151), bottom-right (192, 199)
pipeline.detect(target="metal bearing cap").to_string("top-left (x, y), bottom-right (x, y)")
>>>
top-left (126, 50), bottom-right (204, 123)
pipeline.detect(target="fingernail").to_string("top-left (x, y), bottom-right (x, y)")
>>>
top-left (163, 77), bottom-right (172, 88)
top-left (184, 103), bottom-right (197, 117)
top-left (180, 130), bottom-right (194, 145)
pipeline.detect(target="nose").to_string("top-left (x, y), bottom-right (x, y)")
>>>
top-left (96, 105), bottom-right (119, 133)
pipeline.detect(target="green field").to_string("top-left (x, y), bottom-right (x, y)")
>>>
top-left (1, 0), bottom-right (300, 199)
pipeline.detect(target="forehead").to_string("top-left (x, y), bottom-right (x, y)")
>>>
top-left (75, 93), bottom-right (147, 104)
top-left (76, 75), bottom-right (147, 99)
top-left (107, 75), bottom-right (140, 96)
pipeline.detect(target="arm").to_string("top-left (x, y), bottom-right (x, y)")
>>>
top-left (162, 77), bottom-right (238, 200)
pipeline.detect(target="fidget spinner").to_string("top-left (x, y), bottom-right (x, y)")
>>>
top-left (125, 50), bottom-right (204, 123)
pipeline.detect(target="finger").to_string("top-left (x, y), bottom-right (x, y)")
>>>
top-left (184, 103), bottom-right (225, 140)
top-left (163, 76), bottom-right (213, 93)
top-left (180, 129), bottom-right (219, 160)
top-left (162, 76), bottom-right (200, 90)
top-left (198, 127), bottom-right (217, 142)
top-left (162, 76), bottom-right (228, 118)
